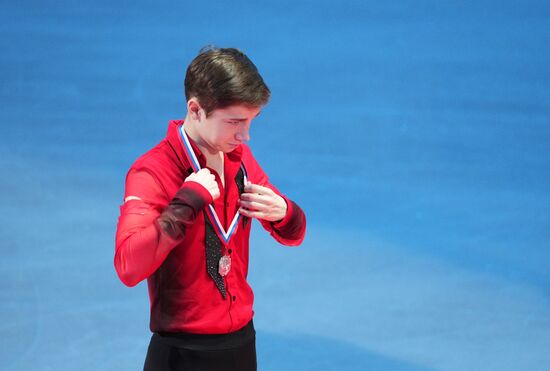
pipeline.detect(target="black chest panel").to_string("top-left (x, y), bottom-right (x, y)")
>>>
top-left (189, 167), bottom-right (248, 299)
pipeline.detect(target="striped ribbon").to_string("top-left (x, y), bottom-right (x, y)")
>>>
top-left (179, 124), bottom-right (247, 245)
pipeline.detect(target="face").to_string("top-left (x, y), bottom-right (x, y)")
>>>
top-left (197, 103), bottom-right (262, 154)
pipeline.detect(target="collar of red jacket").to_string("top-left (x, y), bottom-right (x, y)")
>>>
top-left (166, 120), bottom-right (244, 170)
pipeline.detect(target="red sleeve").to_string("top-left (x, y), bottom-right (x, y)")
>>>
top-left (242, 146), bottom-right (307, 246)
top-left (114, 169), bottom-right (211, 287)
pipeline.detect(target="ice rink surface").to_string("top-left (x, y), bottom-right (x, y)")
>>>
top-left (1, 1), bottom-right (550, 370)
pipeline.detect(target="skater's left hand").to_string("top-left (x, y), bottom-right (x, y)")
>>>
top-left (238, 181), bottom-right (287, 222)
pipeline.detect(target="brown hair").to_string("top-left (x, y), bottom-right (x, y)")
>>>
top-left (184, 46), bottom-right (271, 117)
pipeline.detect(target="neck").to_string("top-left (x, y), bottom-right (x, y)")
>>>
top-left (184, 114), bottom-right (221, 158)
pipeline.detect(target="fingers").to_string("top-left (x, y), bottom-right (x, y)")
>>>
top-left (238, 182), bottom-right (287, 221)
top-left (240, 181), bottom-right (277, 210)
top-left (184, 168), bottom-right (220, 200)
top-left (198, 168), bottom-right (213, 176)
top-left (244, 182), bottom-right (273, 196)
top-left (238, 199), bottom-right (265, 211)
top-left (210, 185), bottom-right (221, 200)
top-left (238, 207), bottom-right (266, 219)
top-left (197, 168), bottom-right (216, 183)
top-left (239, 192), bottom-right (270, 205)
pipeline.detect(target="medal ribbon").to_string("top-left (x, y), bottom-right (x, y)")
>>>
top-left (179, 125), bottom-right (247, 245)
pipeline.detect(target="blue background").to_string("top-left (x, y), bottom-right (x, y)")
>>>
top-left (1, 1), bottom-right (549, 370)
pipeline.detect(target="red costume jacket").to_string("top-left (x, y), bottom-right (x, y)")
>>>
top-left (115, 120), bottom-right (306, 334)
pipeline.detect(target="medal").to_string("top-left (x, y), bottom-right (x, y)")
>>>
top-left (179, 124), bottom-right (248, 246)
top-left (218, 255), bottom-right (231, 276)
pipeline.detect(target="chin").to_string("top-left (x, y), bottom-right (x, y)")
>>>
top-left (225, 143), bottom-right (240, 152)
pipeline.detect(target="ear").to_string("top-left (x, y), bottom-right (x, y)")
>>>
top-left (187, 98), bottom-right (204, 121)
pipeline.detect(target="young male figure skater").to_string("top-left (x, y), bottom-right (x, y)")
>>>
top-left (114, 46), bottom-right (306, 371)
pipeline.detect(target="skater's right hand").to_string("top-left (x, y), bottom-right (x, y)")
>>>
top-left (185, 168), bottom-right (220, 201)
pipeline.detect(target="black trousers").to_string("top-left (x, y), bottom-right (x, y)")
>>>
top-left (143, 333), bottom-right (257, 371)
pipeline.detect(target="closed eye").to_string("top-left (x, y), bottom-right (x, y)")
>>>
top-left (226, 120), bottom-right (242, 125)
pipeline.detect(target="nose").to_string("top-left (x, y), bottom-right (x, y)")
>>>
top-left (235, 126), bottom-right (250, 142)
